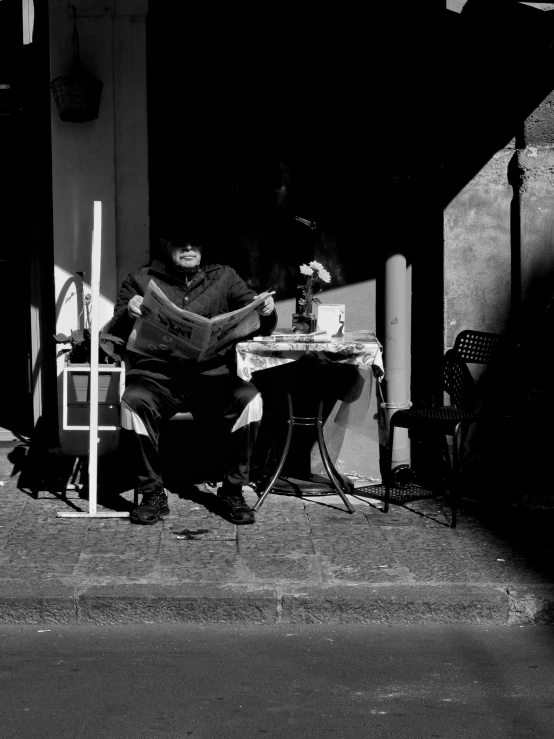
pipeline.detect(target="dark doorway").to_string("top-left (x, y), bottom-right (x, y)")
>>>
top-left (146, 5), bottom-right (443, 362)
top-left (0, 0), bottom-right (55, 439)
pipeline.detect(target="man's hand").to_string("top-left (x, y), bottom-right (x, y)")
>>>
top-left (255, 295), bottom-right (275, 316)
top-left (127, 295), bottom-right (147, 318)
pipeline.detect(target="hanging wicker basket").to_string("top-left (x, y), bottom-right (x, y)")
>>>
top-left (50, 10), bottom-right (103, 123)
top-left (51, 71), bottom-right (103, 122)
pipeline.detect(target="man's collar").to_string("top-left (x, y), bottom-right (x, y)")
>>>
top-left (149, 259), bottom-right (219, 279)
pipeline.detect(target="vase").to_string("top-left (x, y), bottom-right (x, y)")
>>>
top-left (292, 304), bottom-right (317, 334)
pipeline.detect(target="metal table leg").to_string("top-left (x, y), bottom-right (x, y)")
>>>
top-left (251, 393), bottom-right (294, 512)
top-left (252, 393), bottom-right (355, 514)
top-left (315, 400), bottom-right (355, 513)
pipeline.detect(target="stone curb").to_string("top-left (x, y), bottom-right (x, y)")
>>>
top-left (2, 581), bottom-right (554, 625)
top-left (507, 585), bottom-right (554, 625)
top-left (281, 585), bottom-right (509, 625)
top-left (0, 581), bottom-right (77, 625)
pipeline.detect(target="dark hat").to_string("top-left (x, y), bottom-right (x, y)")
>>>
top-left (158, 192), bottom-right (227, 245)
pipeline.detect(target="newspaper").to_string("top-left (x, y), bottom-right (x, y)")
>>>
top-left (127, 279), bottom-right (271, 362)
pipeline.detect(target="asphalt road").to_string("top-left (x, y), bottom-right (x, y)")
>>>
top-left (1, 624), bottom-right (554, 738)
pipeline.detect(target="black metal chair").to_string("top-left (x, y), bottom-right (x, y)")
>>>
top-left (384, 331), bottom-right (501, 527)
top-left (452, 329), bottom-right (502, 365)
top-left (450, 329), bottom-right (504, 472)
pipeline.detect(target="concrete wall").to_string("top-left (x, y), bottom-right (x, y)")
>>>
top-left (518, 144), bottom-right (554, 413)
top-left (519, 145), bottom-right (554, 303)
top-left (49, 0), bottom-right (148, 454)
top-left (444, 148), bottom-right (514, 350)
top-left (444, 115), bottom-right (554, 350)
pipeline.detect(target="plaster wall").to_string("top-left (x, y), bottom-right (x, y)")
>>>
top-left (518, 66), bottom-right (554, 362)
top-left (275, 281), bottom-right (376, 334)
top-left (519, 147), bottom-right (554, 299)
top-left (444, 64), bottom-right (554, 352)
top-left (519, 146), bottom-right (554, 394)
top-left (444, 148), bottom-right (514, 350)
top-left (49, 0), bottom-right (148, 455)
top-left (524, 91), bottom-right (554, 147)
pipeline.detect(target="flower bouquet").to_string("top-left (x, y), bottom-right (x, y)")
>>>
top-left (292, 260), bottom-right (331, 333)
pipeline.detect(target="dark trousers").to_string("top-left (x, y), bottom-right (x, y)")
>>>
top-left (120, 373), bottom-right (261, 496)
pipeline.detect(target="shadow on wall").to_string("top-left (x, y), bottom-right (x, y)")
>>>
top-left (444, 3), bottom-right (554, 206)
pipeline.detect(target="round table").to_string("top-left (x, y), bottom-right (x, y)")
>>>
top-left (236, 332), bottom-right (384, 513)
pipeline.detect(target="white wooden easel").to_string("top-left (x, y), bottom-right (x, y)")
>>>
top-left (57, 202), bottom-right (129, 519)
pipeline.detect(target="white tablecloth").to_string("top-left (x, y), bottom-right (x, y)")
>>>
top-left (236, 332), bottom-right (386, 444)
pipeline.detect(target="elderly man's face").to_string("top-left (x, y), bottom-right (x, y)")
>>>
top-left (161, 239), bottom-right (202, 272)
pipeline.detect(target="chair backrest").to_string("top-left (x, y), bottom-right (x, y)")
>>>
top-left (443, 349), bottom-right (476, 412)
top-left (452, 330), bottom-right (502, 364)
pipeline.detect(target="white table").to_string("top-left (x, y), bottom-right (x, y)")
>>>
top-left (236, 332), bottom-right (384, 513)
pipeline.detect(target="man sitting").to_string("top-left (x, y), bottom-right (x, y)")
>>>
top-left (107, 220), bottom-right (276, 525)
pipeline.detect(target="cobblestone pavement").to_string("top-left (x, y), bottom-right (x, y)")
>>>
top-left (1, 456), bottom-right (554, 624)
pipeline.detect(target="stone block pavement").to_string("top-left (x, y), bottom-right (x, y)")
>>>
top-left (1, 444), bottom-right (554, 625)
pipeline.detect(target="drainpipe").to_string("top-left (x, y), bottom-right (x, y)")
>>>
top-left (384, 251), bottom-right (411, 473)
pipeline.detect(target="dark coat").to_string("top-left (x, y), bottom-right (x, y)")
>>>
top-left (107, 258), bottom-right (277, 381)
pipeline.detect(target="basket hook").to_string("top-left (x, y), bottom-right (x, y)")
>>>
top-left (71, 5), bottom-right (80, 67)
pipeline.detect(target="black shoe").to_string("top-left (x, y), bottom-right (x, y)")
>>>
top-left (217, 485), bottom-right (255, 525)
top-left (131, 489), bottom-right (170, 525)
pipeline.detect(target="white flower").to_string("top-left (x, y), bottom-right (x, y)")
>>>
top-left (300, 264), bottom-right (314, 276)
top-left (318, 267), bottom-right (331, 283)
top-left (309, 260), bottom-right (324, 272)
